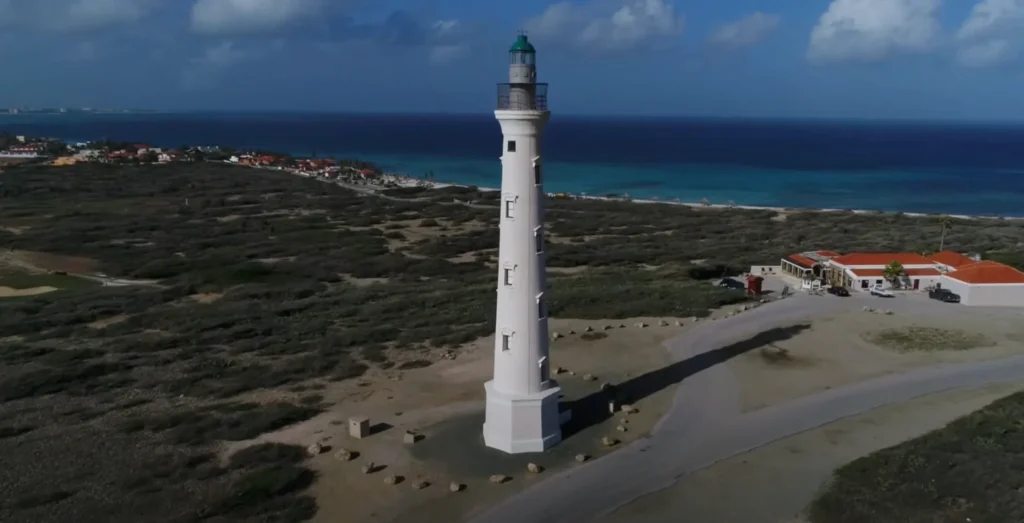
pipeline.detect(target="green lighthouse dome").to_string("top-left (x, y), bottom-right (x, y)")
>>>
top-left (509, 34), bottom-right (536, 53)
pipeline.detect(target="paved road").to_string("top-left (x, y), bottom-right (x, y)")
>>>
top-left (470, 293), bottom-right (1024, 523)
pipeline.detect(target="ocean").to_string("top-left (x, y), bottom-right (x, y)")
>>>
top-left (3, 112), bottom-right (1024, 216)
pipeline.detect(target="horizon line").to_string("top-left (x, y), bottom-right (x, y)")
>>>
top-left (5, 110), bottom-right (1024, 127)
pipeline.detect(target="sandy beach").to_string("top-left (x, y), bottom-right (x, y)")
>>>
top-left (307, 166), bottom-right (1021, 221)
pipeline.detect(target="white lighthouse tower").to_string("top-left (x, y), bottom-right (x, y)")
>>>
top-left (482, 33), bottom-right (562, 454)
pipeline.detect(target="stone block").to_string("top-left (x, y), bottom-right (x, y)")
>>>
top-left (348, 416), bottom-right (370, 439)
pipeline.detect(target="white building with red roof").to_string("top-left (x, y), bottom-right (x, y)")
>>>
top-left (827, 252), bottom-right (945, 291)
top-left (776, 249), bottom-right (1024, 306)
top-left (938, 260), bottom-right (1024, 306)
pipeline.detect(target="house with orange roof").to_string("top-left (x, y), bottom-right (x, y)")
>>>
top-left (825, 252), bottom-right (945, 291)
top-left (774, 248), bottom-right (1023, 304)
top-left (938, 260), bottom-right (1024, 306)
top-left (778, 251), bottom-right (840, 280)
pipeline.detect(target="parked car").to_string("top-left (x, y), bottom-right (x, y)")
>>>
top-left (827, 285), bottom-right (850, 297)
top-left (870, 285), bottom-right (894, 298)
top-left (717, 277), bottom-right (746, 290)
top-left (929, 288), bottom-right (961, 303)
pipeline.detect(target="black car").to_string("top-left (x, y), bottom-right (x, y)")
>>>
top-left (929, 288), bottom-right (961, 303)
top-left (827, 286), bottom-right (850, 297)
top-left (718, 278), bottom-right (746, 290)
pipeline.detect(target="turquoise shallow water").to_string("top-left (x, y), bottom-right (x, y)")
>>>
top-left (335, 152), bottom-right (1018, 214)
top-left (4, 113), bottom-right (1024, 216)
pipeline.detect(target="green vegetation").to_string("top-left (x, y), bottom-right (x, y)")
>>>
top-left (809, 391), bottom-right (1024, 523)
top-left (1, 162), bottom-right (1023, 523)
top-left (866, 326), bottom-right (994, 352)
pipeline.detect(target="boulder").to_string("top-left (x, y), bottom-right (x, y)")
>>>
top-left (635, 322), bottom-right (647, 328)
top-left (621, 404), bottom-right (638, 414)
top-left (585, 326), bottom-right (594, 332)
top-left (575, 454), bottom-right (589, 463)
top-left (412, 480), bottom-right (429, 490)
top-left (449, 481), bottom-right (463, 492)
top-left (604, 325), bottom-right (614, 330)
top-left (658, 320), bottom-right (668, 326)
top-left (601, 436), bottom-right (619, 447)
top-left (333, 449), bottom-right (356, 461)
top-left (526, 463), bottom-right (542, 473)
top-left (384, 475), bottom-right (399, 485)
top-left (489, 474), bottom-right (508, 484)
top-left (554, 366), bottom-right (567, 375)
top-left (582, 373), bottom-right (597, 381)
top-left (551, 332), bottom-right (562, 340)
top-left (362, 462), bottom-right (376, 474)
top-left (306, 442), bottom-right (324, 456)
top-left (616, 425), bottom-right (628, 432)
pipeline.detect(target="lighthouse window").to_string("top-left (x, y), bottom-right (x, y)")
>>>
top-left (537, 298), bottom-right (546, 319)
top-left (501, 334), bottom-right (511, 352)
top-left (504, 198), bottom-right (516, 219)
top-left (507, 140), bottom-right (516, 152)
top-left (534, 164), bottom-right (542, 185)
top-left (534, 227), bottom-right (543, 253)
top-left (503, 267), bottom-right (514, 286)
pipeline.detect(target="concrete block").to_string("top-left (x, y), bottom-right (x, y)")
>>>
top-left (349, 416), bottom-right (370, 439)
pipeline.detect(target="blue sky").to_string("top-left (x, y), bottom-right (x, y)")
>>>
top-left (2, 0), bottom-right (1024, 120)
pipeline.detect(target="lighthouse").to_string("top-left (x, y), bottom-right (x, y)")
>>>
top-left (482, 33), bottom-right (562, 454)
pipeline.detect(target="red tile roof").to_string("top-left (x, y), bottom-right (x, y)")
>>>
top-left (946, 261), bottom-right (1024, 285)
top-left (786, 254), bottom-right (817, 269)
top-left (929, 251), bottom-right (975, 268)
top-left (831, 253), bottom-right (932, 267)
top-left (816, 251), bottom-right (841, 258)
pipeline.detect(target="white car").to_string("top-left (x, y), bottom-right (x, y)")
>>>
top-left (870, 285), bottom-right (894, 298)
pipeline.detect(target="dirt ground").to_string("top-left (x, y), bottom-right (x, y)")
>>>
top-left (730, 304), bottom-right (1024, 412)
top-left (221, 316), bottom-right (695, 523)
top-left (0, 285), bottom-right (57, 297)
top-left (597, 381), bottom-right (1024, 523)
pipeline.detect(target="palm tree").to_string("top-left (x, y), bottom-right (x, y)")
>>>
top-left (883, 261), bottom-right (905, 289)
top-left (938, 216), bottom-right (953, 252)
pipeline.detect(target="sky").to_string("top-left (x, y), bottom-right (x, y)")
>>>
top-left (2, 0), bottom-right (1024, 120)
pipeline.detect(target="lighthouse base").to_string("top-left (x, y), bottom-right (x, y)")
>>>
top-left (482, 380), bottom-right (562, 454)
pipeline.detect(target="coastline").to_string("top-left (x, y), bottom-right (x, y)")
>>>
top-left (307, 167), bottom-right (1020, 222)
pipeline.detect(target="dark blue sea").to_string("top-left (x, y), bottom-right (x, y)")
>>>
top-left (4, 112), bottom-right (1024, 216)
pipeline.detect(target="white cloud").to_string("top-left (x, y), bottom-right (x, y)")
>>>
top-left (525, 0), bottom-right (683, 51)
top-left (0, 0), bottom-right (155, 31)
top-left (957, 0), bottom-right (1024, 41)
top-left (954, 0), bottom-right (1024, 67)
top-left (956, 38), bottom-right (1013, 66)
top-left (181, 40), bottom-right (248, 90)
top-left (190, 0), bottom-right (323, 35)
top-left (709, 12), bottom-right (780, 49)
top-left (807, 0), bottom-right (941, 63)
top-left (426, 19), bottom-right (469, 64)
top-left (429, 44), bottom-right (467, 64)
top-left (65, 41), bottom-right (100, 61)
